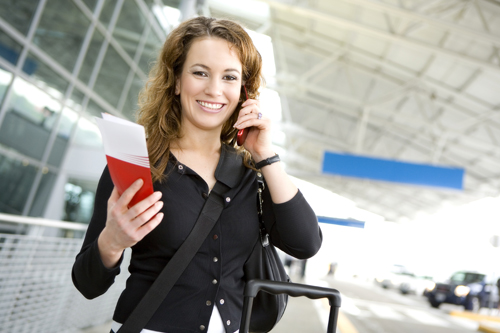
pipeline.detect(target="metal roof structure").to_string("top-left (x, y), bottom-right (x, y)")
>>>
top-left (204, 0), bottom-right (500, 223)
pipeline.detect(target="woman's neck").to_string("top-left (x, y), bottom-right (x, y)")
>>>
top-left (172, 127), bottom-right (222, 155)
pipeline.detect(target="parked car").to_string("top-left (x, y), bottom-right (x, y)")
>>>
top-left (425, 271), bottom-right (499, 311)
top-left (399, 274), bottom-right (434, 295)
top-left (374, 264), bottom-right (413, 289)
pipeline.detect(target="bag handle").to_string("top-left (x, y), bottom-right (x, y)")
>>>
top-left (255, 171), bottom-right (270, 248)
top-left (240, 279), bottom-right (341, 333)
top-left (117, 181), bottom-right (230, 333)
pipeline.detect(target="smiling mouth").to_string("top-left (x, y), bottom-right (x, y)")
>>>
top-left (197, 100), bottom-right (224, 110)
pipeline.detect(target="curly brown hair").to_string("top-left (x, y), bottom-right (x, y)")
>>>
top-left (136, 16), bottom-right (264, 183)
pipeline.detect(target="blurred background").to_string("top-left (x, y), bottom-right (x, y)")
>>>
top-left (1, 0), bottom-right (500, 332)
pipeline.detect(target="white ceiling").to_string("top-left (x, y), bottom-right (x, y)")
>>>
top-left (204, 0), bottom-right (500, 223)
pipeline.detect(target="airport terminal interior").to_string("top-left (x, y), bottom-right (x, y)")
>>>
top-left (1, 0), bottom-right (500, 332)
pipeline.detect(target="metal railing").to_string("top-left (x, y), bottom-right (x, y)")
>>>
top-left (0, 213), bottom-right (130, 333)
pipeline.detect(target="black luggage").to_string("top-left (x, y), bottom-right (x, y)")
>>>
top-left (240, 279), bottom-right (342, 333)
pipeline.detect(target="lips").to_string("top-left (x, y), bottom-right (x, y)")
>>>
top-left (197, 100), bottom-right (225, 111)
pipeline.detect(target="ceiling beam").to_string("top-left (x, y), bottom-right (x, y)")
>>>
top-left (274, 21), bottom-right (499, 120)
top-left (261, 0), bottom-right (500, 73)
top-left (339, 0), bottom-right (500, 45)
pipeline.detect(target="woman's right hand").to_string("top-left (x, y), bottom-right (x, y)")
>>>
top-left (97, 179), bottom-right (164, 268)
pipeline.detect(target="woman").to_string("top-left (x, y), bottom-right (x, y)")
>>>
top-left (72, 16), bottom-right (322, 333)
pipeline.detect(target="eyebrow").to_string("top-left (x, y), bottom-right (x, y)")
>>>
top-left (191, 63), bottom-right (241, 74)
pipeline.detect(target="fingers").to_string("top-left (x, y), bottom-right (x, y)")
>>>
top-left (127, 190), bottom-right (163, 220)
top-left (234, 110), bottom-right (268, 130)
top-left (238, 99), bottom-right (260, 118)
top-left (116, 178), bottom-right (144, 208)
top-left (105, 187), bottom-right (164, 249)
top-left (234, 100), bottom-right (267, 130)
top-left (136, 211), bottom-right (164, 239)
top-left (108, 187), bottom-right (121, 206)
top-left (128, 193), bottom-right (164, 228)
top-left (108, 179), bottom-right (163, 229)
top-left (127, 192), bottom-right (164, 242)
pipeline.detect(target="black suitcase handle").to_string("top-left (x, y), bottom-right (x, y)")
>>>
top-left (240, 279), bottom-right (341, 333)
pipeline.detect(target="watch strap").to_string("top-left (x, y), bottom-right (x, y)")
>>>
top-left (255, 154), bottom-right (280, 169)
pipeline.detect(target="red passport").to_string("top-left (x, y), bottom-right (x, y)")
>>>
top-left (95, 114), bottom-right (154, 208)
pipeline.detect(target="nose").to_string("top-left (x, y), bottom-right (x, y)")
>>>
top-left (204, 78), bottom-right (223, 96)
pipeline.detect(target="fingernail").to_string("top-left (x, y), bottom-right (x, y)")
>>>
top-left (155, 191), bottom-right (162, 198)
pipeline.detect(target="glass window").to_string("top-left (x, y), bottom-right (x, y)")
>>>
top-left (143, 0), bottom-right (155, 9)
top-left (99, 0), bottom-right (118, 28)
top-left (82, 0), bottom-right (98, 12)
top-left (47, 105), bottom-right (79, 167)
top-left (0, 31), bottom-right (23, 66)
top-left (113, 0), bottom-right (146, 59)
top-left (78, 29), bottom-right (104, 85)
top-left (0, 67), bottom-right (13, 106)
top-left (138, 26), bottom-right (162, 76)
top-left (0, 154), bottom-right (38, 215)
top-left (33, 0), bottom-right (91, 73)
top-left (29, 169), bottom-right (56, 217)
top-left (70, 87), bottom-right (86, 106)
top-left (94, 45), bottom-right (129, 107)
top-left (160, 0), bottom-right (182, 9)
top-left (46, 90), bottom-right (85, 167)
top-left (122, 74), bottom-right (143, 121)
top-left (86, 99), bottom-right (105, 118)
top-left (450, 272), bottom-right (485, 284)
top-left (0, 77), bottom-right (61, 160)
top-left (47, 90), bottom-right (84, 167)
top-left (0, 0), bottom-right (39, 36)
top-left (56, 106), bottom-right (79, 140)
top-left (72, 100), bottom-right (103, 148)
top-left (62, 179), bottom-right (97, 223)
top-left (22, 52), bottom-right (69, 97)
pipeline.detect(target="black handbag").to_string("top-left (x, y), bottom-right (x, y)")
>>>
top-left (243, 171), bottom-right (289, 333)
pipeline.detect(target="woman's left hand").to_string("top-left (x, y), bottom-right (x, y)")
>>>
top-left (233, 99), bottom-right (275, 160)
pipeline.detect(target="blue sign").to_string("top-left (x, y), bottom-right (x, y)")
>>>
top-left (318, 216), bottom-right (365, 229)
top-left (322, 151), bottom-right (464, 190)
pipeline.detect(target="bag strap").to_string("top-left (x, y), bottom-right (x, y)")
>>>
top-left (117, 181), bottom-right (230, 333)
top-left (255, 171), bottom-right (270, 248)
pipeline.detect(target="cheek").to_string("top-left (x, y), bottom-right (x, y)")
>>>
top-left (180, 78), bottom-right (198, 96)
top-left (228, 86), bottom-right (242, 104)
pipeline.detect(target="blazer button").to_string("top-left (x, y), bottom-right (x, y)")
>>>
top-left (213, 234), bottom-right (218, 240)
top-left (206, 300), bottom-right (211, 306)
top-left (199, 325), bottom-right (206, 331)
top-left (202, 192), bottom-right (208, 199)
top-left (212, 279), bottom-right (218, 284)
top-left (226, 320), bottom-right (231, 326)
top-left (220, 299), bottom-right (225, 305)
top-left (213, 257), bottom-right (218, 262)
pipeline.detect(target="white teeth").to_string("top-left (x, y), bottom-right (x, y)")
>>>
top-left (198, 101), bottom-right (223, 109)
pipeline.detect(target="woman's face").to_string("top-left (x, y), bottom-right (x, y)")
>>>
top-left (175, 37), bottom-right (243, 134)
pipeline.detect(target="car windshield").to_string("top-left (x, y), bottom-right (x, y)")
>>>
top-left (450, 272), bottom-right (485, 284)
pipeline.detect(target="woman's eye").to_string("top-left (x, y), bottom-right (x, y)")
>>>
top-left (223, 75), bottom-right (237, 81)
top-left (194, 71), bottom-right (207, 77)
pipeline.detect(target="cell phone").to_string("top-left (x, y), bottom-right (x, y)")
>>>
top-left (236, 86), bottom-right (250, 146)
